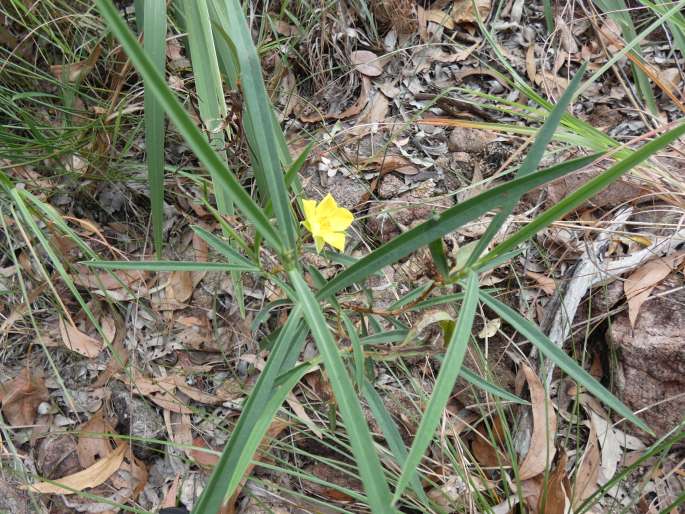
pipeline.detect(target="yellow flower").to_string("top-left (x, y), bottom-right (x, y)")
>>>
top-left (301, 193), bottom-right (354, 253)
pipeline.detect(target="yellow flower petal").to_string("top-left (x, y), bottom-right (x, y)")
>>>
top-left (302, 199), bottom-right (317, 223)
top-left (322, 231), bottom-right (346, 252)
top-left (327, 207), bottom-right (354, 232)
top-left (316, 193), bottom-right (338, 216)
top-left (301, 194), bottom-right (354, 253)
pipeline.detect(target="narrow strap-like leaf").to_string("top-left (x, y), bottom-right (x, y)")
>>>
top-left (142, 0), bottom-right (166, 256)
top-left (94, 0), bottom-right (283, 253)
top-left (193, 309), bottom-right (308, 512)
top-left (463, 62), bottom-right (588, 268)
top-left (480, 122), bottom-right (685, 267)
top-left (317, 153), bottom-right (600, 300)
top-left (288, 270), bottom-right (395, 513)
top-left (392, 271), bottom-right (480, 502)
top-left (479, 290), bottom-right (653, 435)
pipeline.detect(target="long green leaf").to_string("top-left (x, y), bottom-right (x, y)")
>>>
top-left (82, 260), bottom-right (256, 272)
top-left (142, 0), bottom-right (166, 257)
top-left (182, 0), bottom-right (233, 214)
top-left (362, 381), bottom-right (430, 505)
top-left (192, 225), bottom-right (259, 271)
top-left (94, 0), bottom-right (283, 252)
top-left (341, 312), bottom-right (365, 389)
top-left (480, 123), bottom-right (685, 266)
top-left (193, 309), bottom-right (308, 513)
top-left (288, 270), bottom-right (394, 513)
top-left (479, 291), bottom-right (652, 434)
top-left (317, 153), bottom-right (601, 300)
top-left (210, 0), bottom-right (296, 255)
top-left (463, 62), bottom-right (587, 267)
top-left (392, 271), bottom-right (479, 502)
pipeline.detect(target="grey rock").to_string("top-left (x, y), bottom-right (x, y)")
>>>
top-left (110, 382), bottom-right (166, 460)
top-left (607, 274), bottom-right (685, 437)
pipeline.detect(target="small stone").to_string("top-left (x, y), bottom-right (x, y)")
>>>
top-left (448, 127), bottom-right (495, 154)
top-left (378, 174), bottom-right (406, 199)
top-left (110, 382), bottom-right (166, 460)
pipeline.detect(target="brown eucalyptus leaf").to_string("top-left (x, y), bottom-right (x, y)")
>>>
top-left (518, 364), bottom-right (557, 480)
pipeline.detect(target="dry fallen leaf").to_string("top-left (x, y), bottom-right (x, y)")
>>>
top-left (624, 253), bottom-right (684, 327)
top-left (472, 415), bottom-right (507, 468)
top-left (537, 448), bottom-right (568, 514)
top-left (58, 317), bottom-right (103, 358)
top-left (425, 9), bottom-right (455, 29)
top-left (526, 270), bottom-right (557, 295)
top-left (300, 77), bottom-right (371, 123)
top-left (478, 318), bottom-right (501, 339)
top-left (350, 50), bottom-right (384, 77)
top-left (190, 437), bottom-right (221, 468)
top-left (160, 474), bottom-right (182, 508)
top-left (518, 364), bottom-right (557, 480)
top-left (77, 410), bottom-right (115, 468)
top-left (0, 368), bottom-right (49, 426)
top-left (571, 419), bottom-right (600, 508)
top-left (51, 44), bottom-right (101, 83)
top-left (72, 266), bottom-right (145, 290)
top-left (451, 0), bottom-right (491, 24)
top-left (25, 443), bottom-right (126, 494)
top-left (350, 91), bottom-right (389, 136)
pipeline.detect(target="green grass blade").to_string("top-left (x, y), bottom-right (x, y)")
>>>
top-left (193, 310), bottom-right (308, 513)
top-left (459, 367), bottom-right (529, 404)
top-left (480, 123), bottom-right (685, 266)
top-left (341, 312), bottom-right (365, 390)
top-left (317, 153), bottom-right (601, 300)
top-left (463, 62), bottom-right (587, 268)
top-left (210, 0), bottom-right (296, 255)
top-left (192, 225), bottom-right (259, 270)
top-left (392, 271), bottom-right (479, 502)
top-left (479, 290), bottom-right (653, 435)
top-left (593, 0), bottom-right (658, 114)
top-left (82, 260), bottom-right (256, 272)
top-left (288, 270), bottom-right (394, 513)
top-left (428, 238), bottom-right (449, 278)
top-left (142, 0), bottom-right (166, 257)
top-left (362, 381), bottom-right (430, 505)
top-left (182, 0), bottom-right (233, 214)
top-left (94, 0), bottom-right (283, 253)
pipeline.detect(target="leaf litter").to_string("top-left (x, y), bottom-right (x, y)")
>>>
top-left (2, 0), bottom-right (685, 512)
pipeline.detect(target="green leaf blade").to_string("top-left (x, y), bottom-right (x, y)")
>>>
top-left (392, 271), bottom-right (480, 502)
top-left (317, 153), bottom-right (601, 299)
top-left (94, 0), bottom-right (284, 253)
top-left (142, 0), bottom-right (167, 257)
top-left (288, 270), bottom-right (395, 513)
top-left (480, 290), bottom-right (653, 434)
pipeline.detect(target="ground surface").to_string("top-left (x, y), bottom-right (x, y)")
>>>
top-left (0, 1), bottom-right (684, 513)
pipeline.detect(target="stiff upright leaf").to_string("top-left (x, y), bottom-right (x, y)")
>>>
top-left (182, 0), bottom-right (233, 214)
top-left (94, 0), bottom-right (283, 253)
top-left (392, 271), bottom-right (480, 502)
top-left (210, 0), bottom-right (296, 254)
top-left (288, 270), bottom-right (395, 513)
top-left (193, 309), bottom-right (308, 513)
top-left (142, 0), bottom-right (166, 257)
